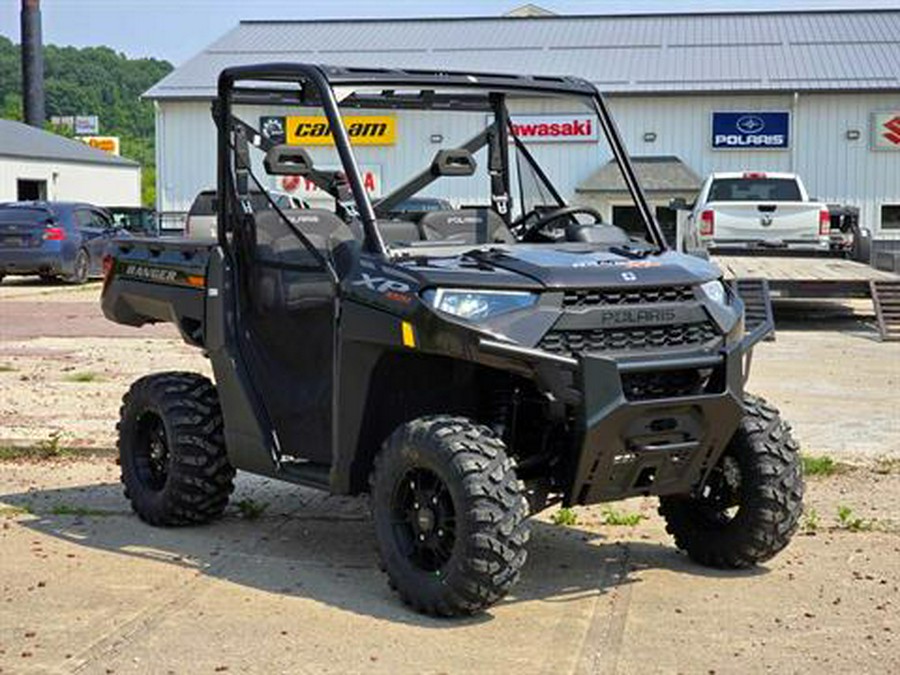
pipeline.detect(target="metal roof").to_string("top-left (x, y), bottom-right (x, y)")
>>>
top-left (146, 9), bottom-right (900, 100)
top-left (0, 119), bottom-right (138, 167)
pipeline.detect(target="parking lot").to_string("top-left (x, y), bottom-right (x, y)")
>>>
top-left (1, 279), bottom-right (899, 674)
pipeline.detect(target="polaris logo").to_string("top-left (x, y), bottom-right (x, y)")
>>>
top-left (596, 307), bottom-right (678, 327)
top-left (125, 264), bottom-right (177, 283)
top-left (447, 217), bottom-right (479, 225)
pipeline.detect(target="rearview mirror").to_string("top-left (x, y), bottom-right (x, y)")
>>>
top-left (265, 145), bottom-right (314, 176)
top-left (430, 149), bottom-right (476, 177)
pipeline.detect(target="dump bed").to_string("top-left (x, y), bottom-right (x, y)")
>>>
top-left (101, 237), bottom-right (213, 347)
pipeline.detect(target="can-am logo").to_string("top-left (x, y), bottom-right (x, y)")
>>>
top-left (284, 115), bottom-right (396, 146)
top-left (490, 114), bottom-right (598, 143)
top-left (712, 111), bottom-right (790, 149)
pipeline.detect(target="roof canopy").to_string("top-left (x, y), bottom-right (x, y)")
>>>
top-left (577, 156), bottom-right (701, 193)
top-left (146, 9), bottom-right (900, 101)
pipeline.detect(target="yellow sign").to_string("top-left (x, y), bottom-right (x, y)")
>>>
top-left (285, 115), bottom-right (396, 146)
top-left (77, 136), bottom-right (120, 155)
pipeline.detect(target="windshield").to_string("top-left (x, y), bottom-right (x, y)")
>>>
top-left (225, 75), bottom-right (662, 256)
top-left (708, 178), bottom-right (803, 202)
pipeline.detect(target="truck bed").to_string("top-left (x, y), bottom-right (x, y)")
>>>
top-left (101, 236), bottom-right (214, 347)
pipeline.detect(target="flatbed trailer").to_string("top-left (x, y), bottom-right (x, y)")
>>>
top-left (713, 254), bottom-right (900, 340)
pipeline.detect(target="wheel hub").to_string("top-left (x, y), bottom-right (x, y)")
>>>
top-left (415, 506), bottom-right (436, 534)
top-left (391, 468), bottom-right (456, 572)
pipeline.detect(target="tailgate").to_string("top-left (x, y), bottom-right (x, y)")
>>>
top-left (709, 201), bottom-right (823, 243)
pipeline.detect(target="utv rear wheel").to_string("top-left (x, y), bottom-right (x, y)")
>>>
top-left (371, 416), bottom-right (530, 616)
top-left (659, 394), bottom-right (804, 568)
top-left (118, 372), bottom-right (234, 526)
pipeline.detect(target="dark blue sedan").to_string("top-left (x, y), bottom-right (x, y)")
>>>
top-left (0, 202), bottom-right (128, 284)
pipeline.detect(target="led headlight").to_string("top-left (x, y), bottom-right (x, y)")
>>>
top-left (699, 279), bottom-right (728, 306)
top-left (423, 288), bottom-right (538, 321)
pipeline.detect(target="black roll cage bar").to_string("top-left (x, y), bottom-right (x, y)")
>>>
top-left (215, 62), bottom-right (667, 260)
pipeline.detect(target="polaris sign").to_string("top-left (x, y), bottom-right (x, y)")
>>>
top-left (712, 112), bottom-right (790, 149)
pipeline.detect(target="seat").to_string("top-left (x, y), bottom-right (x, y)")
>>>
top-left (418, 208), bottom-right (515, 244)
top-left (375, 219), bottom-right (423, 245)
top-left (254, 209), bottom-right (357, 312)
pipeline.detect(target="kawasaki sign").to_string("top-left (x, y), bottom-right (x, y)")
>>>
top-left (712, 112), bottom-right (790, 149)
top-left (488, 114), bottom-right (598, 143)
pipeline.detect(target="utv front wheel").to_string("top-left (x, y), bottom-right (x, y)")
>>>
top-left (659, 395), bottom-right (804, 568)
top-left (118, 372), bottom-right (235, 526)
top-left (371, 416), bottom-right (530, 616)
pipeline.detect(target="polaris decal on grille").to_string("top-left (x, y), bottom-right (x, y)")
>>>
top-left (124, 264), bottom-right (178, 283)
top-left (596, 307), bottom-right (679, 327)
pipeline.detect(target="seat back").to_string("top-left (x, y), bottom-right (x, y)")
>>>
top-left (418, 208), bottom-right (514, 244)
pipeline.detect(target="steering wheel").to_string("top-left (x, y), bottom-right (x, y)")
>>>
top-left (515, 205), bottom-right (604, 242)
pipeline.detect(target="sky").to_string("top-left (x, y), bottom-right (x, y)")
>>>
top-left (1, 0), bottom-right (897, 65)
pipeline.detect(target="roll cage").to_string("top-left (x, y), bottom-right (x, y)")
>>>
top-left (214, 63), bottom-right (667, 260)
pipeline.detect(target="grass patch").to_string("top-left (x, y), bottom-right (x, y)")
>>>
top-left (235, 498), bottom-right (268, 520)
top-left (802, 454), bottom-right (843, 477)
top-left (601, 507), bottom-right (645, 527)
top-left (0, 505), bottom-right (33, 517)
top-left (64, 371), bottom-right (101, 383)
top-left (0, 364), bottom-right (17, 373)
top-left (801, 507), bottom-right (820, 533)
top-left (837, 505), bottom-right (874, 532)
top-left (0, 433), bottom-right (70, 461)
top-left (551, 507), bottom-right (578, 527)
top-left (49, 504), bottom-right (117, 517)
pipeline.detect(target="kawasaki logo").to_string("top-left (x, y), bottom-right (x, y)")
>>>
top-left (124, 264), bottom-right (177, 283)
top-left (495, 114), bottom-right (599, 143)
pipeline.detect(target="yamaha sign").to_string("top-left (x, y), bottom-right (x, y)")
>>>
top-left (712, 112), bottom-right (790, 149)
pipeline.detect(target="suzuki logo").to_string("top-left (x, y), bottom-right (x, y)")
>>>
top-left (621, 272), bottom-right (638, 282)
top-left (736, 115), bottom-right (765, 134)
top-left (883, 116), bottom-right (900, 146)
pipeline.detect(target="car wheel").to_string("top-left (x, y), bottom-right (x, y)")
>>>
top-left (118, 372), bottom-right (235, 526)
top-left (64, 248), bottom-right (90, 285)
top-left (371, 415), bottom-right (530, 616)
top-left (658, 394), bottom-right (804, 568)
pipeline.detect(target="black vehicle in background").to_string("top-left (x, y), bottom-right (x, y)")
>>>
top-left (101, 64), bottom-right (804, 617)
top-left (0, 201), bottom-right (127, 284)
top-left (106, 206), bottom-right (158, 237)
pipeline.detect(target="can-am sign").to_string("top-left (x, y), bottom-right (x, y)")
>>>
top-left (712, 112), bottom-right (790, 149)
top-left (499, 114), bottom-right (598, 143)
top-left (260, 115), bottom-right (396, 146)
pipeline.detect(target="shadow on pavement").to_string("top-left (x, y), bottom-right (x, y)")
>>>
top-left (1, 477), bottom-right (767, 628)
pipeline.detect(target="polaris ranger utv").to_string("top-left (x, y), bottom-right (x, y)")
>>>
top-left (102, 63), bottom-right (804, 616)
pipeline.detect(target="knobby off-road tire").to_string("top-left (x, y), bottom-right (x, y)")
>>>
top-left (371, 416), bottom-right (530, 617)
top-left (659, 394), bottom-right (804, 569)
top-left (118, 372), bottom-right (235, 526)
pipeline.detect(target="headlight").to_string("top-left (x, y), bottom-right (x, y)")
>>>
top-left (699, 279), bottom-right (728, 306)
top-left (423, 288), bottom-right (538, 321)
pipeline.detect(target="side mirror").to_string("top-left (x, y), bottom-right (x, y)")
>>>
top-left (430, 149), bottom-right (476, 177)
top-left (265, 145), bottom-right (314, 176)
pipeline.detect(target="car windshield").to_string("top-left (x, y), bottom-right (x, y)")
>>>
top-left (229, 75), bottom-right (661, 255)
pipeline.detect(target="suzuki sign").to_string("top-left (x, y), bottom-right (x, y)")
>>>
top-left (872, 112), bottom-right (900, 151)
top-left (712, 112), bottom-right (790, 149)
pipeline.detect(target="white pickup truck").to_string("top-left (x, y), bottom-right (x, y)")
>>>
top-left (686, 172), bottom-right (831, 253)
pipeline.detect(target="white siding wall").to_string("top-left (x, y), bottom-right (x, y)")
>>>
top-left (156, 91), bottom-right (900, 238)
top-left (0, 157), bottom-right (141, 205)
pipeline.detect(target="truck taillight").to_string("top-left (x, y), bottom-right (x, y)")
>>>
top-left (699, 210), bottom-right (715, 236)
top-left (42, 226), bottom-right (66, 241)
top-left (819, 208), bottom-right (831, 236)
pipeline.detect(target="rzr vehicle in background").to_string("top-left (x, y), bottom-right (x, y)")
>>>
top-left (102, 64), bottom-right (804, 616)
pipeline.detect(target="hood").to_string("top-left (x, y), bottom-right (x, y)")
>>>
top-left (397, 244), bottom-right (720, 289)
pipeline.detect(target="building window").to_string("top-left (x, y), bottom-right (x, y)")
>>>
top-left (17, 179), bottom-right (46, 201)
top-left (882, 204), bottom-right (900, 231)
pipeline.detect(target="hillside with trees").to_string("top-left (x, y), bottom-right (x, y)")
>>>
top-left (0, 36), bottom-right (172, 206)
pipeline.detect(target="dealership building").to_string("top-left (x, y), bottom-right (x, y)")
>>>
top-left (146, 8), bottom-right (900, 250)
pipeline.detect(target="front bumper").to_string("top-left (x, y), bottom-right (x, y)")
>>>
top-left (477, 338), bottom-right (750, 506)
top-left (571, 350), bottom-right (744, 505)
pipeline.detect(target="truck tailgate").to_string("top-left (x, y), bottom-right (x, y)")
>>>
top-left (101, 237), bottom-right (213, 347)
top-left (709, 201), bottom-right (823, 244)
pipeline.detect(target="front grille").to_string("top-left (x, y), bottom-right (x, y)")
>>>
top-left (621, 369), bottom-right (707, 401)
top-left (539, 321), bottom-right (718, 356)
top-left (562, 285), bottom-right (695, 308)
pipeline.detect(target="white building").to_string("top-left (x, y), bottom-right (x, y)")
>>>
top-left (145, 8), bottom-right (900, 252)
top-left (0, 119), bottom-right (141, 206)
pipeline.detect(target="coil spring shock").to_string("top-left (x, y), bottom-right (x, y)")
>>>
top-left (489, 384), bottom-right (518, 446)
